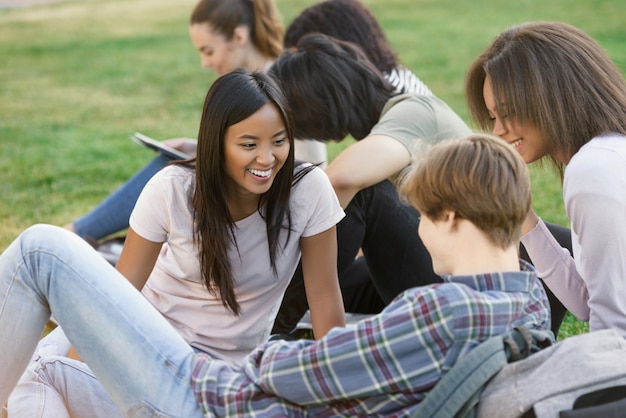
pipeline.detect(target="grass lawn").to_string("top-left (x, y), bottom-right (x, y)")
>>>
top-left (2, 0), bottom-right (624, 338)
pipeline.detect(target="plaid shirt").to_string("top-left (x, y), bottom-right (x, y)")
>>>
top-left (192, 261), bottom-right (550, 417)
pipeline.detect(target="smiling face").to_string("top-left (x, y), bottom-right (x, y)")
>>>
top-left (223, 102), bottom-right (290, 206)
top-left (189, 23), bottom-right (247, 75)
top-left (483, 76), bottom-right (550, 164)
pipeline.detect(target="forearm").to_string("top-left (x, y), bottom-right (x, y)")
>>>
top-left (300, 228), bottom-right (346, 338)
top-left (309, 292), bottom-right (345, 339)
top-left (251, 325), bottom-right (387, 405)
top-left (324, 134), bottom-right (411, 209)
top-left (521, 219), bottom-right (589, 320)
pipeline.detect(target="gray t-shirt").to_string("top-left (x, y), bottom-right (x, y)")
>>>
top-left (369, 94), bottom-right (471, 155)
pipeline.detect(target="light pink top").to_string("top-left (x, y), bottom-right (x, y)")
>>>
top-left (130, 164), bottom-right (344, 366)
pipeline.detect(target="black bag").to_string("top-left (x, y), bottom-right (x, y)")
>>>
top-left (558, 385), bottom-right (626, 418)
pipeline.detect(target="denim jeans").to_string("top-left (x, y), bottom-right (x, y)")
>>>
top-left (7, 327), bottom-right (123, 418)
top-left (0, 225), bottom-right (202, 417)
top-left (72, 155), bottom-right (170, 241)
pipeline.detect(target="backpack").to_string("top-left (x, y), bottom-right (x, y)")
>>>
top-left (477, 328), bottom-right (626, 418)
top-left (411, 326), bottom-right (555, 418)
top-left (412, 327), bottom-right (626, 418)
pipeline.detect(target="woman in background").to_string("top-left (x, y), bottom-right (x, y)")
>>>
top-left (283, 0), bottom-right (432, 96)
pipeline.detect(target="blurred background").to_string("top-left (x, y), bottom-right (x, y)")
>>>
top-left (1, 0), bottom-right (624, 260)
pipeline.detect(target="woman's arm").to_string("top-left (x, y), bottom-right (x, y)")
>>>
top-left (300, 227), bottom-right (346, 338)
top-left (116, 227), bottom-right (163, 291)
top-left (521, 218), bottom-right (589, 320)
top-left (325, 134), bottom-right (411, 208)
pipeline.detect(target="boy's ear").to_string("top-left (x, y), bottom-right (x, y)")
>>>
top-left (232, 25), bottom-right (250, 47)
top-left (442, 210), bottom-right (459, 231)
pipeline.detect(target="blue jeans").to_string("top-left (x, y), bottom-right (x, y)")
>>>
top-left (72, 155), bottom-right (170, 241)
top-left (0, 225), bottom-right (202, 417)
top-left (7, 327), bottom-right (124, 418)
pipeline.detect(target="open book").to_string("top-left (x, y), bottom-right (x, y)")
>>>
top-left (130, 132), bottom-right (192, 160)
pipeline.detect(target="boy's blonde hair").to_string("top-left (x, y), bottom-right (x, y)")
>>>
top-left (400, 134), bottom-right (531, 249)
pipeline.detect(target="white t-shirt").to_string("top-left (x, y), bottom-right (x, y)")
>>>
top-left (521, 134), bottom-right (626, 335)
top-left (130, 164), bottom-right (344, 366)
top-left (385, 65), bottom-right (433, 97)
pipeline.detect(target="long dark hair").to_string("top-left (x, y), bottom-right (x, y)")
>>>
top-left (176, 69), bottom-right (295, 315)
top-left (269, 33), bottom-right (395, 141)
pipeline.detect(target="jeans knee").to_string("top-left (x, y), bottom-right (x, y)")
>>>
top-left (20, 224), bottom-right (68, 249)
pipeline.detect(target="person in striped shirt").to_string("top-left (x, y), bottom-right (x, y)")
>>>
top-left (283, 0), bottom-right (433, 97)
top-left (0, 133), bottom-right (550, 417)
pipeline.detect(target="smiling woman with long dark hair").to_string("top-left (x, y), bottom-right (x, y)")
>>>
top-left (5, 69), bottom-right (345, 417)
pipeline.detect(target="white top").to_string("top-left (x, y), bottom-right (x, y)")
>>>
top-left (130, 164), bottom-right (344, 366)
top-left (521, 134), bottom-right (626, 334)
top-left (385, 65), bottom-right (433, 96)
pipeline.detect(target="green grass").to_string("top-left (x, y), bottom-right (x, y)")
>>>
top-left (2, 0), bottom-right (621, 338)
